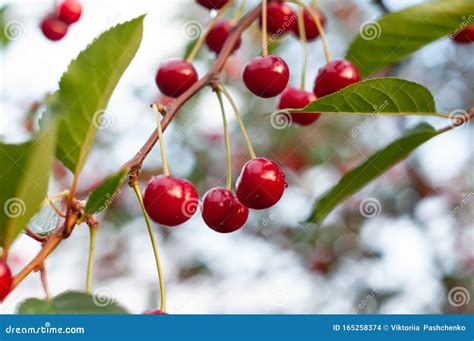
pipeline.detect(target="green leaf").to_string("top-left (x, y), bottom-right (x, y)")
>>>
top-left (84, 169), bottom-right (128, 215)
top-left (297, 78), bottom-right (438, 116)
top-left (346, 0), bottom-right (474, 76)
top-left (17, 291), bottom-right (129, 314)
top-left (49, 15), bottom-right (144, 175)
top-left (306, 123), bottom-right (440, 223)
top-left (0, 127), bottom-right (57, 248)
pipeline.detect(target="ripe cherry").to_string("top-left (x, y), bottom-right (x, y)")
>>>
top-left (143, 175), bottom-right (199, 226)
top-left (243, 55), bottom-right (289, 98)
top-left (143, 309), bottom-right (167, 315)
top-left (453, 24), bottom-right (474, 43)
top-left (205, 20), bottom-right (241, 54)
top-left (313, 59), bottom-right (361, 97)
top-left (259, 1), bottom-right (295, 36)
top-left (0, 260), bottom-right (12, 301)
top-left (155, 59), bottom-right (198, 98)
top-left (196, 0), bottom-right (229, 10)
top-left (202, 188), bottom-right (249, 233)
top-left (278, 87), bottom-right (320, 126)
top-left (291, 7), bottom-right (326, 41)
top-left (57, 1), bottom-right (82, 24)
top-left (40, 15), bottom-right (68, 41)
top-left (236, 158), bottom-right (286, 209)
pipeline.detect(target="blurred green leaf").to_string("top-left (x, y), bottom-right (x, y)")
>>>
top-left (0, 6), bottom-right (9, 47)
top-left (306, 123), bottom-right (440, 223)
top-left (84, 169), bottom-right (128, 215)
top-left (299, 78), bottom-right (436, 115)
top-left (49, 16), bottom-right (144, 175)
top-left (346, 0), bottom-right (474, 76)
top-left (17, 291), bottom-right (129, 314)
top-left (0, 126), bottom-right (56, 248)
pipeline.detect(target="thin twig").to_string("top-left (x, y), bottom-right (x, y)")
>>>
top-left (24, 227), bottom-right (47, 243)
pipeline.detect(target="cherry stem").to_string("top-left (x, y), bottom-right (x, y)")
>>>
top-left (219, 84), bottom-right (257, 159)
top-left (261, 0), bottom-right (268, 56)
top-left (152, 104), bottom-right (170, 177)
top-left (186, 1), bottom-right (233, 63)
top-left (85, 224), bottom-right (97, 294)
top-left (216, 90), bottom-right (233, 191)
top-left (296, 1), bottom-right (331, 63)
top-left (39, 264), bottom-right (50, 299)
top-left (231, 0), bottom-right (248, 24)
top-left (296, 6), bottom-right (308, 90)
top-left (131, 183), bottom-right (166, 312)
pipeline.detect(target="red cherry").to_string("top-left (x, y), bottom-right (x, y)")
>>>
top-left (40, 15), bottom-right (68, 41)
top-left (278, 87), bottom-right (320, 126)
top-left (205, 20), bottom-right (241, 54)
top-left (243, 55), bottom-right (289, 98)
top-left (453, 24), bottom-right (474, 43)
top-left (291, 7), bottom-right (326, 41)
top-left (313, 59), bottom-right (361, 97)
top-left (196, 0), bottom-right (229, 10)
top-left (202, 188), bottom-right (249, 233)
top-left (142, 309), bottom-right (167, 315)
top-left (236, 158), bottom-right (286, 209)
top-left (57, 1), bottom-right (82, 24)
top-left (259, 2), bottom-right (295, 36)
top-left (155, 59), bottom-right (198, 98)
top-left (143, 175), bottom-right (199, 226)
top-left (0, 260), bottom-right (13, 301)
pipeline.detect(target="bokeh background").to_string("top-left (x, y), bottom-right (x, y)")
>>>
top-left (0, 0), bottom-right (473, 314)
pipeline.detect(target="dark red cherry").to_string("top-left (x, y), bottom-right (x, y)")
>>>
top-left (40, 15), bottom-right (68, 41)
top-left (291, 7), bottom-right (326, 41)
top-left (236, 158), bottom-right (286, 209)
top-left (205, 20), bottom-right (241, 54)
top-left (278, 87), bottom-right (320, 126)
top-left (313, 59), bottom-right (361, 97)
top-left (453, 24), bottom-right (474, 43)
top-left (155, 59), bottom-right (198, 98)
top-left (259, 2), bottom-right (295, 36)
top-left (57, 1), bottom-right (82, 24)
top-left (142, 309), bottom-right (167, 315)
top-left (243, 55), bottom-right (289, 98)
top-left (0, 260), bottom-right (13, 301)
top-left (202, 188), bottom-right (249, 233)
top-left (143, 175), bottom-right (199, 226)
top-left (196, 0), bottom-right (229, 10)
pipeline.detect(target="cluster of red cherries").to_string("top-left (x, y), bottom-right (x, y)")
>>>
top-left (41, 0), bottom-right (82, 41)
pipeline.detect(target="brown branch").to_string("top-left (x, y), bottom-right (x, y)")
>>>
top-left (122, 4), bottom-right (262, 182)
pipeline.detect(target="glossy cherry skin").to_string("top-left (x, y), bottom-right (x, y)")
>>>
top-left (236, 158), bottom-right (286, 209)
top-left (205, 20), bottom-right (241, 54)
top-left (155, 59), bottom-right (198, 98)
top-left (243, 55), bottom-right (289, 98)
top-left (259, 2), bottom-right (295, 36)
top-left (291, 7), bottom-right (326, 41)
top-left (278, 87), bottom-right (320, 126)
top-left (0, 260), bottom-right (12, 301)
top-left (143, 175), bottom-right (199, 227)
top-left (142, 309), bottom-right (167, 315)
top-left (453, 24), bottom-right (474, 43)
top-left (313, 59), bottom-right (361, 97)
top-left (196, 0), bottom-right (229, 10)
top-left (40, 16), bottom-right (68, 41)
top-left (202, 188), bottom-right (249, 233)
top-left (57, 1), bottom-right (82, 24)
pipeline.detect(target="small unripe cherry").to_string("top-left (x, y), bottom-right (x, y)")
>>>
top-left (155, 59), bottom-right (198, 98)
top-left (41, 15), bottom-right (68, 41)
top-left (0, 260), bottom-right (13, 301)
top-left (242, 55), bottom-right (290, 98)
top-left (57, 0), bottom-right (82, 24)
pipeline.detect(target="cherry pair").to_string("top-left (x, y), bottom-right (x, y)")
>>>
top-left (41, 0), bottom-right (82, 41)
top-left (0, 260), bottom-right (13, 301)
